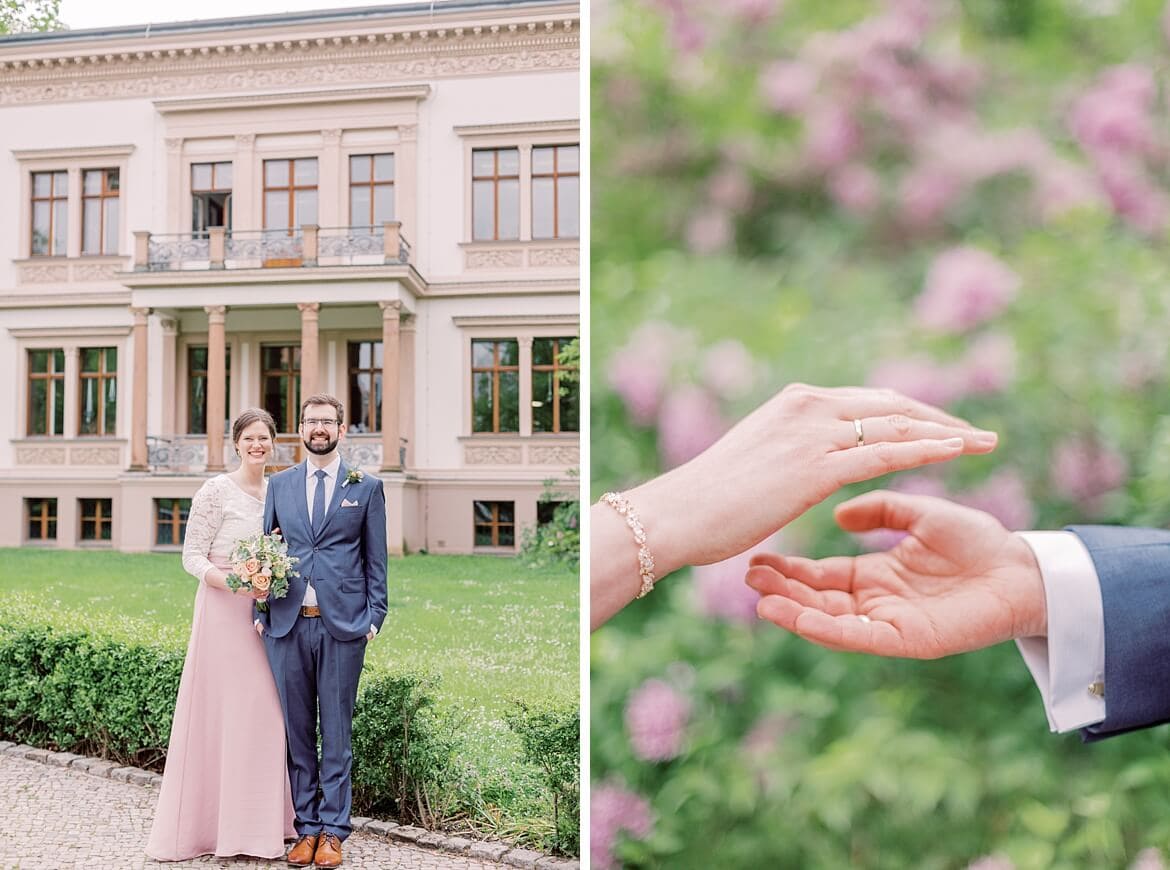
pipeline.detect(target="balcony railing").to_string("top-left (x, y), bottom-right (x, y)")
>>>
top-left (147, 434), bottom-right (385, 471)
top-left (134, 223), bottom-right (410, 272)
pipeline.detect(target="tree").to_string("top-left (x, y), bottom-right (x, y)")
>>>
top-left (0, 0), bottom-right (63, 35)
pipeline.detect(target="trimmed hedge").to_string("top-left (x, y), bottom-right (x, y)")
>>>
top-left (0, 596), bottom-right (580, 854)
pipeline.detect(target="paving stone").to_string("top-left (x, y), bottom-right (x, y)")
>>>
top-left (535, 858), bottom-right (580, 869)
top-left (22, 747), bottom-right (50, 762)
top-left (109, 765), bottom-right (139, 782)
top-left (391, 824), bottom-right (428, 844)
top-left (351, 815), bottom-right (373, 831)
top-left (468, 841), bottom-right (511, 861)
top-left (2, 743), bottom-right (27, 756)
top-left (502, 847), bottom-right (545, 868)
top-left (441, 835), bottom-right (476, 854)
top-left (127, 768), bottom-right (158, 787)
top-left (73, 757), bottom-right (118, 777)
top-left (417, 831), bottom-right (448, 849)
top-left (0, 740), bottom-right (15, 752)
top-left (366, 819), bottom-right (400, 837)
top-left (46, 751), bottom-right (81, 767)
top-left (0, 752), bottom-right (519, 869)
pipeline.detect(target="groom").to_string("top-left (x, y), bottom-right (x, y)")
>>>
top-left (260, 393), bottom-right (388, 868)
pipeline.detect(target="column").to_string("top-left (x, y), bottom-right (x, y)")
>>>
top-left (165, 138), bottom-right (183, 234)
top-left (299, 302), bottom-right (320, 402)
top-left (205, 306), bottom-right (227, 472)
top-left (518, 335), bottom-right (534, 437)
top-left (159, 317), bottom-right (178, 438)
top-left (321, 129), bottom-right (343, 227)
top-left (63, 347), bottom-right (80, 437)
top-left (129, 307), bottom-right (151, 470)
top-left (399, 316), bottom-right (416, 467)
top-left (234, 134), bottom-right (257, 232)
top-left (379, 300), bottom-right (402, 471)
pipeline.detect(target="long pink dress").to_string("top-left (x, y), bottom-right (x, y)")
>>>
top-left (146, 474), bottom-right (296, 861)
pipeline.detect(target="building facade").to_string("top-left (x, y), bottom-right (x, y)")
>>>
top-left (0, 0), bottom-right (580, 555)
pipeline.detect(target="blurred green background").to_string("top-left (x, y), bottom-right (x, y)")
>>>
top-left (591, 0), bottom-right (1170, 867)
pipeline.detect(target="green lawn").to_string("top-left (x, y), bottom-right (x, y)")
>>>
top-left (0, 548), bottom-right (579, 779)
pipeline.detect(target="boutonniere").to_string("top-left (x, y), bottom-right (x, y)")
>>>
top-left (341, 469), bottom-right (365, 488)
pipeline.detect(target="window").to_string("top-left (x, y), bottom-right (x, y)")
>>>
top-left (261, 345), bottom-right (301, 433)
top-left (25, 498), bottom-right (57, 541)
top-left (192, 162), bottom-right (233, 234)
top-left (155, 498), bottom-right (191, 546)
top-left (348, 341), bottom-right (382, 433)
top-left (27, 348), bottom-right (65, 436)
top-left (350, 155), bottom-right (394, 227)
top-left (471, 339), bottom-right (519, 433)
top-left (537, 500), bottom-right (566, 526)
top-left (188, 345), bottom-right (232, 435)
top-left (472, 148), bottom-right (520, 241)
top-left (82, 168), bottom-right (120, 255)
top-left (264, 158), bottom-right (318, 233)
top-left (532, 337), bottom-right (579, 433)
top-left (474, 500), bottom-right (514, 547)
top-left (79, 498), bottom-right (112, 542)
top-left (532, 145), bottom-right (579, 239)
top-left (30, 170), bottom-right (67, 256)
top-left (79, 347), bottom-right (117, 436)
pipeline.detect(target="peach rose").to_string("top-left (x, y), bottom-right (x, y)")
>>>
top-left (232, 562), bottom-right (248, 577)
top-left (243, 558), bottom-right (262, 575)
top-left (251, 572), bottom-right (272, 595)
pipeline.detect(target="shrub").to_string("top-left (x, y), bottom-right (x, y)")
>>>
top-left (520, 478), bottom-right (580, 568)
top-left (505, 699), bottom-right (581, 855)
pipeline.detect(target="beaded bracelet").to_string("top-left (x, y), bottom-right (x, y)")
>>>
top-left (600, 491), bottom-right (656, 598)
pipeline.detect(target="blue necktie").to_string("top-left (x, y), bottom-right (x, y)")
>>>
top-left (311, 469), bottom-right (327, 532)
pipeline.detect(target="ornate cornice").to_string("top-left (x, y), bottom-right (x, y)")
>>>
top-left (0, 18), bottom-right (579, 107)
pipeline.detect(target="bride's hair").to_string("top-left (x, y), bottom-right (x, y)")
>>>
top-left (231, 408), bottom-right (278, 444)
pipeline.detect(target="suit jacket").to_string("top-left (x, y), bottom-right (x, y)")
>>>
top-left (262, 459), bottom-right (388, 641)
top-left (1067, 524), bottom-right (1170, 741)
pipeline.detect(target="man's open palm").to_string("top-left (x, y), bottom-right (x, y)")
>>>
top-left (746, 491), bottom-right (1047, 658)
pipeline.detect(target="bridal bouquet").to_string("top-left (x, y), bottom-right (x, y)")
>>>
top-left (225, 531), bottom-right (298, 612)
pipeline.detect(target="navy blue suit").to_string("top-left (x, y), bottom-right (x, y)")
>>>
top-left (262, 459), bottom-right (388, 839)
top-left (1067, 525), bottom-right (1170, 741)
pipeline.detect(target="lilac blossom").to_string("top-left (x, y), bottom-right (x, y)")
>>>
top-left (803, 105), bottom-right (862, 171)
top-left (915, 246), bottom-right (1021, 334)
top-left (958, 469), bottom-right (1035, 531)
top-left (867, 356), bottom-right (964, 407)
top-left (829, 164), bottom-right (881, 215)
top-left (701, 339), bottom-right (756, 398)
top-left (685, 208), bottom-right (734, 254)
top-left (958, 332), bottom-right (1017, 395)
top-left (591, 782), bottom-right (653, 870)
top-left (966, 857), bottom-right (1015, 870)
top-left (760, 60), bottom-right (818, 115)
top-left (693, 539), bottom-right (777, 624)
top-left (1050, 436), bottom-right (1128, 509)
top-left (625, 678), bottom-right (692, 761)
top-left (607, 322), bottom-right (690, 426)
top-left (1131, 848), bottom-right (1166, 870)
top-left (657, 385), bottom-right (726, 467)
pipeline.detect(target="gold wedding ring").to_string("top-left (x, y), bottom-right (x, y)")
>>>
top-left (853, 418), bottom-right (865, 448)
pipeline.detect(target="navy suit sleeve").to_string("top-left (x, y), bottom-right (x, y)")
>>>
top-left (363, 478), bottom-right (389, 632)
top-left (263, 475), bottom-right (277, 536)
top-left (1067, 524), bottom-right (1170, 741)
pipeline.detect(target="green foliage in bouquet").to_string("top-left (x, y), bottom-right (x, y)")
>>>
top-left (224, 531), bottom-right (298, 611)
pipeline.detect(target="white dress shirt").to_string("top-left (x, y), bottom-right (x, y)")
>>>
top-left (302, 455), bottom-right (341, 607)
top-left (1015, 531), bottom-right (1106, 731)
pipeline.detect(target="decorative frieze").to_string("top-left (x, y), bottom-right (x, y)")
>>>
top-left (15, 446), bottom-right (67, 465)
top-left (529, 445), bottom-right (579, 465)
top-left (466, 249), bottom-right (524, 269)
top-left (70, 446), bottom-right (122, 465)
top-left (465, 445), bottom-right (523, 465)
top-left (17, 259), bottom-right (128, 285)
top-left (72, 262), bottom-right (121, 282)
top-left (528, 246), bottom-right (579, 267)
top-left (17, 264), bottom-right (68, 283)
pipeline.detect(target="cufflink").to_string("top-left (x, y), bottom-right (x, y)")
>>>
top-left (1088, 681), bottom-right (1104, 698)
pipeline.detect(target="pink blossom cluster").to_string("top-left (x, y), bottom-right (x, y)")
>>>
top-left (915, 247), bottom-right (1021, 334)
top-left (1069, 63), bottom-right (1170, 236)
top-left (1050, 436), bottom-right (1128, 513)
top-left (867, 332), bottom-right (1017, 408)
top-left (590, 781), bottom-right (654, 870)
top-left (693, 539), bottom-right (780, 624)
top-left (965, 856), bottom-right (1015, 870)
top-left (624, 677), bottom-right (692, 761)
top-left (1131, 848), bottom-right (1167, 870)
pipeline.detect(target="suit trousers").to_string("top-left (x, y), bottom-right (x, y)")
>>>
top-left (264, 615), bottom-right (367, 839)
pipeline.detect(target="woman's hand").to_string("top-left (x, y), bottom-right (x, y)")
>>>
top-left (592, 384), bottom-right (997, 629)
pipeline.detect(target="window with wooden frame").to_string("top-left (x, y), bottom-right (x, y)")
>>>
top-left (192, 162), bottom-right (233, 234)
top-left (349, 155), bottom-right (395, 227)
top-left (532, 145), bottom-right (579, 239)
top-left (79, 347), bottom-right (117, 436)
top-left (260, 345), bottom-right (302, 433)
top-left (187, 345), bottom-right (231, 435)
top-left (79, 498), bottom-right (112, 542)
top-left (154, 498), bottom-right (191, 546)
top-left (263, 158), bottom-right (318, 233)
top-left (471, 148), bottom-right (520, 241)
top-left (537, 500), bottom-right (566, 526)
top-left (30, 170), bottom-right (67, 256)
top-left (27, 348), bottom-right (65, 436)
top-left (82, 168), bottom-right (120, 255)
top-left (531, 337), bottom-right (579, 433)
top-left (25, 498), bottom-right (57, 541)
top-left (347, 341), bottom-right (382, 433)
top-left (473, 500), bottom-right (515, 547)
top-left (471, 339), bottom-right (519, 433)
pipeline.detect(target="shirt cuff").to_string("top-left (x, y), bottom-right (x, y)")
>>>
top-left (369, 624), bottom-right (378, 638)
top-left (1014, 531), bottom-right (1106, 732)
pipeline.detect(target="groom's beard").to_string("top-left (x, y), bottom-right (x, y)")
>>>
top-left (303, 432), bottom-right (339, 455)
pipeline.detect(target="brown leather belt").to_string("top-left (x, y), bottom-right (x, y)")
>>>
top-left (300, 606), bottom-right (321, 618)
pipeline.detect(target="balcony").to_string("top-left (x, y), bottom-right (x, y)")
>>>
top-left (133, 223), bottom-right (411, 272)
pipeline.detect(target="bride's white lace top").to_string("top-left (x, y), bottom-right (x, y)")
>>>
top-left (182, 474), bottom-right (267, 583)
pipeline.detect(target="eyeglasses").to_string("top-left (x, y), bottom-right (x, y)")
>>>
top-left (301, 418), bottom-right (340, 428)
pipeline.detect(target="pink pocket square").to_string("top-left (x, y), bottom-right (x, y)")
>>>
top-left (341, 498), bottom-right (361, 508)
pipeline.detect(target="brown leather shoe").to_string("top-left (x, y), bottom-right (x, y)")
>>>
top-left (286, 834), bottom-right (319, 866)
top-left (314, 832), bottom-right (343, 868)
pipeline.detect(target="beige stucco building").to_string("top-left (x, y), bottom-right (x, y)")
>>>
top-left (0, 0), bottom-right (580, 555)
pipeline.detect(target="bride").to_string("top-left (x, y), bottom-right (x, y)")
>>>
top-left (146, 407), bottom-right (296, 861)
